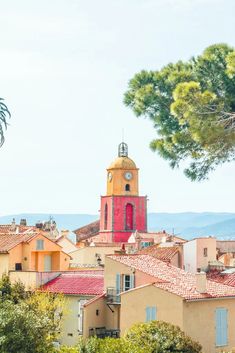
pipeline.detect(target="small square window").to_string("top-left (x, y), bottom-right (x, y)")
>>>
top-left (36, 239), bottom-right (44, 250)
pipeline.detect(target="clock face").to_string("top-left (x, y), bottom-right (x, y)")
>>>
top-left (108, 172), bottom-right (112, 181)
top-left (124, 171), bottom-right (133, 180)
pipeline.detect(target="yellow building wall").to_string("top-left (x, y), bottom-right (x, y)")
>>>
top-left (70, 247), bottom-right (120, 267)
top-left (22, 243), bottom-right (32, 270)
top-left (9, 244), bottom-right (23, 270)
top-left (183, 299), bottom-right (235, 353)
top-left (104, 257), bottom-right (134, 289)
top-left (57, 237), bottom-right (77, 254)
top-left (106, 168), bottom-right (139, 196)
top-left (104, 257), bottom-right (157, 290)
top-left (120, 285), bottom-right (183, 336)
top-left (0, 254), bottom-right (9, 276)
top-left (83, 296), bottom-right (119, 338)
top-left (9, 271), bottom-right (38, 290)
top-left (59, 252), bottom-right (70, 271)
top-left (59, 295), bottom-right (92, 346)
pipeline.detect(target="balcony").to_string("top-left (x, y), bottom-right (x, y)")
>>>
top-left (89, 327), bottom-right (120, 338)
top-left (106, 287), bottom-right (121, 304)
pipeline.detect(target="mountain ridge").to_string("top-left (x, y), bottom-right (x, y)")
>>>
top-left (0, 212), bottom-right (235, 240)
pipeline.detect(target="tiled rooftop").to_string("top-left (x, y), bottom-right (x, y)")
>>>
top-left (108, 254), bottom-right (235, 300)
top-left (207, 270), bottom-right (235, 287)
top-left (73, 220), bottom-right (100, 241)
top-left (217, 240), bottom-right (235, 254)
top-left (133, 231), bottom-right (186, 244)
top-left (0, 225), bottom-right (37, 234)
top-left (0, 233), bottom-right (37, 253)
top-left (42, 272), bottom-right (104, 295)
top-left (138, 245), bottom-right (179, 261)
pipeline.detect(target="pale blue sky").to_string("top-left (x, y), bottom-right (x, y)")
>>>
top-left (1, 0), bottom-right (235, 215)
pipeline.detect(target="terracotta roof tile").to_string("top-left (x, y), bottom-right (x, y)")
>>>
top-left (138, 245), bottom-right (179, 261)
top-left (0, 233), bottom-right (38, 253)
top-left (74, 220), bottom-right (100, 241)
top-left (0, 225), bottom-right (37, 234)
top-left (108, 254), bottom-right (235, 300)
top-left (207, 271), bottom-right (235, 287)
top-left (42, 272), bottom-right (104, 295)
top-left (217, 240), bottom-right (235, 254)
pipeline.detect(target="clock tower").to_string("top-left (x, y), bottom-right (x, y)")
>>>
top-left (99, 142), bottom-right (147, 243)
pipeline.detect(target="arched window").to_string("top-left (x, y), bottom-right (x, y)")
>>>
top-left (125, 184), bottom-right (130, 191)
top-left (104, 203), bottom-right (108, 230)
top-left (125, 203), bottom-right (134, 230)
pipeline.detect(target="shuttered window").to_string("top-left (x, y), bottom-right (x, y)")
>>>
top-left (145, 306), bottom-right (157, 322)
top-left (215, 308), bottom-right (228, 347)
top-left (36, 239), bottom-right (44, 250)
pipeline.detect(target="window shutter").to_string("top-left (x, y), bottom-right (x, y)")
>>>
top-left (216, 308), bottom-right (228, 346)
top-left (145, 307), bottom-right (151, 322)
top-left (116, 273), bottom-right (121, 294)
top-left (130, 274), bottom-right (135, 289)
top-left (151, 307), bottom-right (157, 320)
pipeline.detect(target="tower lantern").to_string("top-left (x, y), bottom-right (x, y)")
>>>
top-left (118, 142), bottom-right (128, 157)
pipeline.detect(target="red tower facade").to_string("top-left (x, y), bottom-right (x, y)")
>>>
top-left (99, 143), bottom-right (147, 243)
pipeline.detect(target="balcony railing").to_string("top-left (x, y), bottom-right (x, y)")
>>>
top-left (106, 287), bottom-right (121, 304)
top-left (89, 327), bottom-right (120, 338)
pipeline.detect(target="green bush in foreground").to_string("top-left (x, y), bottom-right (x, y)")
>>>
top-left (125, 321), bottom-right (202, 353)
top-left (60, 321), bottom-right (202, 353)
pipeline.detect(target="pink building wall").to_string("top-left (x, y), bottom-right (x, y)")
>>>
top-left (99, 195), bottom-right (147, 242)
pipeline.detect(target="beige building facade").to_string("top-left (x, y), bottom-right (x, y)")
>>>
top-left (84, 254), bottom-right (235, 353)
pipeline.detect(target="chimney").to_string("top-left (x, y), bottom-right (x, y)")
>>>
top-left (196, 270), bottom-right (207, 293)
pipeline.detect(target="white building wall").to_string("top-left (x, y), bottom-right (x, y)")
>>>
top-left (183, 240), bottom-right (197, 273)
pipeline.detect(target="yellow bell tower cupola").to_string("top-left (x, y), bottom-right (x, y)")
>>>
top-left (106, 142), bottom-right (139, 196)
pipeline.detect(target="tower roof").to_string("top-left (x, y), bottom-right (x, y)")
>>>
top-left (108, 142), bottom-right (137, 169)
top-left (108, 156), bottom-right (137, 170)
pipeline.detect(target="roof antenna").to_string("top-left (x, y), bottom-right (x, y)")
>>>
top-left (122, 128), bottom-right (124, 143)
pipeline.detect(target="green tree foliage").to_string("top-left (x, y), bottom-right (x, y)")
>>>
top-left (0, 98), bottom-right (10, 147)
top-left (125, 321), bottom-right (202, 353)
top-left (63, 321), bottom-right (201, 353)
top-left (0, 275), bottom-right (64, 353)
top-left (124, 44), bottom-right (235, 180)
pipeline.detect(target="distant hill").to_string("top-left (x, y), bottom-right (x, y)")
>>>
top-left (0, 212), bottom-right (235, 241)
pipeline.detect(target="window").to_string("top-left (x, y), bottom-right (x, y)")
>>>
top-left (104, 203), bottom-right (108, 230)
top-left (145, 306), bottom-right (157, 322)
top-left (125, 203), bottom-right (134, 230)
top-left (15, 263), bottom-right (22, 271)
top-left (203, 247), bottom-right (208, 257)
top-left (142, 242), bottom-right (153, 248)
top-left (36, 239), bottom-right (44, 250)
top-left (125, 184), bottom-right (130, 191)
top-left (116, 273), bottom-right (135, 294)
top-left (124, 275), bottom-right (131, 291)
top-left (78, 300), bottom-right (87, 333)
top-left (215, 308), bottom-right (228, 347)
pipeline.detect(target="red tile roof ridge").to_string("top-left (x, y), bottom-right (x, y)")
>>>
top-left (59, 273), bottom-right (103, 278)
